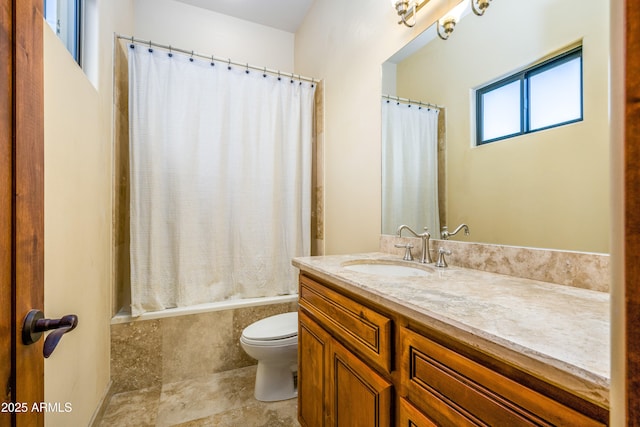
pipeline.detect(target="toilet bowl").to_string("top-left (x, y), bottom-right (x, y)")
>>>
top-left (240, 311), bottom-right (298, 402)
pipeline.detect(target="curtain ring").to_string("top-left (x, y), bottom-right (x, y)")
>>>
top-left (263, 67), bottom-right (267, 78)
top-left (168, 45), bottom-right (173, 58)
top-left (245, 63), bottom-right (250, 74)
top-left (277, 70), bottom-right (281, 81)
top-left (227, 58), bottom-right (231, 70)
top-left (130, 36), bottom-right (134, 49)
top-left (189, 50), bottom-right (194, 62)
top-left (148, 40), bottom-right (153, 53)
top-left (211, 55), bottom-right (215, 66)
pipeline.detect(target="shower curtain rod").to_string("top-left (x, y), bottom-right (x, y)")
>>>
top-left (116, 34), bottom-right (318, 84)
top-left (382, 94), bottom-right (442, 110)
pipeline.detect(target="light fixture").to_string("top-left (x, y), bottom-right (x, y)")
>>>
top-left (391, 0), bottom-right (420, 28)
top-left (393, 0), bottom-right (492, 35)
top-left (436, 17), bottom-right (456, 40)
top-left (436, 0), bottom-right (491, 40)
top-left (436, 0), bottom-right (468, 40)
top-left (471, 0), bottom-right (491, 16)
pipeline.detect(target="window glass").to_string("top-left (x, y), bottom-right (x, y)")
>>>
top-left (44, 0), bottom-right (82, 64)
top-left (481, 80), bottom-right (521, 142)
top-left (529, 57), bottom-right (582, 131)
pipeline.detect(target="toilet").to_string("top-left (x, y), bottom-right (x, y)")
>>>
top-left (240, 311), bottom-right (298, 402)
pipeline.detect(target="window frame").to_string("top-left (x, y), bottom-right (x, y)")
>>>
top-left (475, 46), bottom-right (583, 146)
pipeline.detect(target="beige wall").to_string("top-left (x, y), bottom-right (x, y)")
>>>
top-left (133, 0), bottom-right (295, 71)
top-left (43, 1), bottom-right (134, 425)
top-left (395, 0), bottom-right (609, 253)
top-left (44, 26), bottom-right (110, 426)
top-left (295, 0), bottom-right (462, 255)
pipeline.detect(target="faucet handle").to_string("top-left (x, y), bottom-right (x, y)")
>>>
top-left (435, 247), bottom-right (452, 268)
top-left (394, 243), bottom-right (414, 261)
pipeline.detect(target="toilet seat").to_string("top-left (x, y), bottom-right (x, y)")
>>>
top-left (241, 312), bottom-right (298, 343)
top-left (240, 334), bottom-right (297, 347)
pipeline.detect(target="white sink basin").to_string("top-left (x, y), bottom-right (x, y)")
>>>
top-left (342, 261), bottom-right (431, 277)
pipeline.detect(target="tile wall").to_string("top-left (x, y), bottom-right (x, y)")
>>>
top-left (110, 301), bottom-right (298, 394)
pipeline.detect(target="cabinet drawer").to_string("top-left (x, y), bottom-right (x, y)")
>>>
top-left (400, 327), bottom-right (606, 427)
top-left (299, 274), bottom-right (392, 373)
top-left (398, 397), bottom-right (439, 427)
top-left (399, 390), bottom-right (478, 427)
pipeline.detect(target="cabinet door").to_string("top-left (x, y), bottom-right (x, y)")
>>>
top-left (330, 339), bottom-right (392, 427)
top-left (299, 310), bottom-right (332, 427)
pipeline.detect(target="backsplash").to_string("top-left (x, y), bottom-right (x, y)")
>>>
top-left (380, 235), bottom-right (609, 293)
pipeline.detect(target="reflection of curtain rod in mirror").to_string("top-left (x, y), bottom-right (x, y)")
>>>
top-left (382, 94), bottom-right (443, 110)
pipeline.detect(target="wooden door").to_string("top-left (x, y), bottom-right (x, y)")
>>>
top-left (625, 1), bottom-right (640, 425)
top-left (1, 0), bottom-right (45, 426)
top-left (0, 1), bottom-right (13, 425)
top-left (330, 339), bottom-right (392, 427)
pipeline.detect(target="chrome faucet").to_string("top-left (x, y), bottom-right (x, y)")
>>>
top-left (441, 224), bottom-right (470, 240)
top-left (396, 225), bottom-right (432, 264)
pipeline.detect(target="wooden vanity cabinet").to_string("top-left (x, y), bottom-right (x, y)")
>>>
top-left (297, 272), bottom-right (608, 427)
top-left (298, 274), bottom-right (393, 427)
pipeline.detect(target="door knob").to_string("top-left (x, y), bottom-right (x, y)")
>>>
top-left (22, 310), bottom-right (78, 358)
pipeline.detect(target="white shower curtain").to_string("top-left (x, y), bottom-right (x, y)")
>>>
top-left (128, 45), bottom-right (316, 316)
top-left (381, 100), bottom-right (440, 237)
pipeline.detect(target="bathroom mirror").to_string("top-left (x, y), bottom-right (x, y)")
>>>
top-left (381, 0), bottom-right (610, 253)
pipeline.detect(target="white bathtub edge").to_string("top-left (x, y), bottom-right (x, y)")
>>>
top-left (111, 294), bottom-right (299, 324)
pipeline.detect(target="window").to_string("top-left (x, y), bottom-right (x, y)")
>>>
top-left (44, 0), bottom-right (82, 65)
top-left (476, 47), bottom-right (583, 145)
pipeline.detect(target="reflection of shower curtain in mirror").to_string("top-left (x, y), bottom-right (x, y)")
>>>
top-left (381, 100), bottom-right (440, 237)
top-left (128, 45), bottom-right (316, 316)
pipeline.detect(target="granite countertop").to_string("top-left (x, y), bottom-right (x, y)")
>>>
top-left (292, 252), bottom-right (610, 408)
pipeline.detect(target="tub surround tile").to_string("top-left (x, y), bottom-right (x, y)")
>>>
top-left (110, 320), bottom-right (162, 393)
top-left (110, 302), bottom-right (300, 393)
top-left (161, 310), bottom-right (235, 384)
top-left (380, 235), bottom-right (609, 292)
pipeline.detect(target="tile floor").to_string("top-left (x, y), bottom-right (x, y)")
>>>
top-left (97, 366), bottom-right (299, 426)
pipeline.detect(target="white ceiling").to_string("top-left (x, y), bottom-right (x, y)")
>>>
top-left (174, 0), bottom-right (314, 33)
